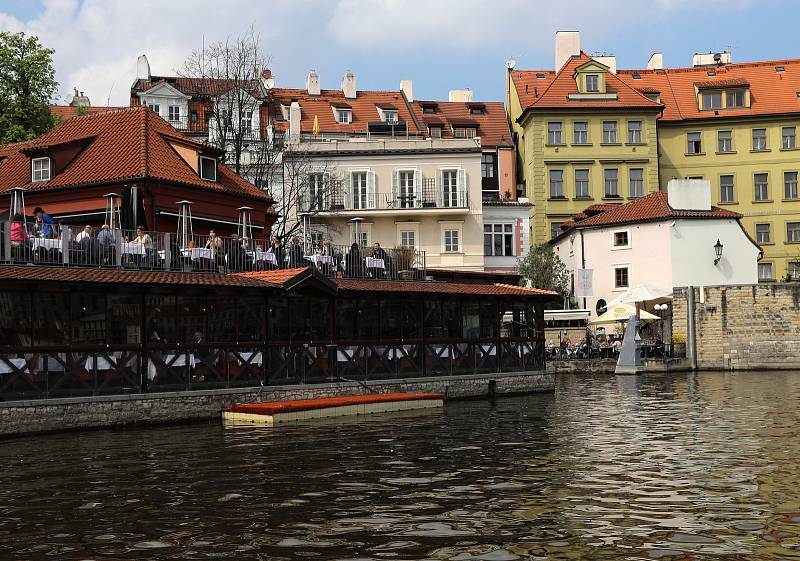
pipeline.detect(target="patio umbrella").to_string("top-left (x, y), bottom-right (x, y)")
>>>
top-left (590, 303), bottom-right (659, 325)
top-left (312, 114), bottom-right (319, 136)
top-left (610, 284), bottom-right (673, 306)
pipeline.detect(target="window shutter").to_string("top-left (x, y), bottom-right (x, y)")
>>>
top-left (457, 168), bottom-right (467, 206)
top-left (392, 169), bottom-right (399, 199)
top-left (414, 169), bottom-right (422, 205)
top-left (437, 170), bottom-right (444, 207)
top-left (346, 172), bottom-right (354, 209)
top-left (367, 170), bottom-right (376, 209)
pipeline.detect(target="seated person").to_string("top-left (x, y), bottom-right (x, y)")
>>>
top-left (369, 242), bottom-right (388, 278)
top-left (97, 224), bottom-right (115, 264)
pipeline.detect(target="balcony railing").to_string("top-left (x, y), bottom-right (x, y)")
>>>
top-left (0, 223), bottom-right (425, 280)
top-left (157, 115), bottom-right (268, 142)
top-left (299, 178), bottom-right (469, 213)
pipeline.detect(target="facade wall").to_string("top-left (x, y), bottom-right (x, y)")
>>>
top-left (659, 118), bottom-right (800, 281)
top-left (672, 284), bottom-right (800, 370)
top-left (482, 204), bottom-right (531, 271)
top-left (521, 111), bottom-right (660, 245)
top-left (497, 147), bottom-right (517, 197)
top-left (0, 372), bottom-right (555, 436)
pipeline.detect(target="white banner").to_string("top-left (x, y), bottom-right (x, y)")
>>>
top-left (575, 268), bottom-right (593, 298)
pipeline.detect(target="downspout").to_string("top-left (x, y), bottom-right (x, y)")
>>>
top-left (686, 286), bottom-right (698, 371)
top-left (580, 229), bottom-right (586, 310)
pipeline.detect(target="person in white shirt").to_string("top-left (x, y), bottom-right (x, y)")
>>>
top-left (133, 226), bottom-right (152, 249)
top-left (75, 225), bottom-right (93, 242)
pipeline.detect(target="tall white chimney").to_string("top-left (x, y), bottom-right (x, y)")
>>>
top-left (289, 101), bottom-right (301, 140)
top-left (555, 31), bottom-right (580, 70)
top-left (306, 71), bottom-right (320, 95)
top-left (595, 55), bottom-right (617, 74)
top-left (647, 52), bottom-right (664, 70)
top-left (136, 54), bottom-right (151, 81)
top-left (667, 179), bottom-right (711, 211)
top-left (448, 89), bottom-right (473, 102)
top-left (400, 79), bottom-right (413, 102)
top-left (341, 72), bottom-right (357, 99)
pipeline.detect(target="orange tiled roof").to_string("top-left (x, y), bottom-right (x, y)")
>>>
top-left (50, 105), bottom-right (125, 121)
top-left (569, 191), bottom-right (740, 230)
top-left (510, 70), bottom-right (557, 108)
top-left (132, 76), bottom-right (259, 98)
top-left (411, 100), bottom-right (513, 148)
top-left (0, 266), bottom-right (277, 287)
top-left (236, 267), bottom-right (308, 285)
top-left (334, 278), bottom-right (556, 297)
top-left (0, 106), bottom-right (267, 201)
top-left (616, 58), bottom-right (800, 121)
top-left (512, 53), bottom-right (662, 114)
top-left (268, 87), bottom-right (422, 136)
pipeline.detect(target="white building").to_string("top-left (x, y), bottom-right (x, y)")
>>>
top-left (552, 179), bottom-right (761, 317)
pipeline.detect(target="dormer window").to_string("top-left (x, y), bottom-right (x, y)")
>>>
top-left (148, 103), bottom-right (160, 114)
top-left (337, 109), bottom-right (352, 124)
top-left (586, 74), bottom-right (599, 92)
top-left (645, 93), bottom-right (660, 103)
top-left (168, 106), bottom-right (181, 122)
top-left (199, 156), bottom-right (217, 182)
top-left (421, 103), bottom-right (437, 114)
top-left (702, 91), bottom-right (722, 110)
top-left (383, 110), bottom-right (398, 124)
top-left (430, 126), bottom-right (442, 138)
top-left (727, 90), bottom-right (746, 108)
top-left (468, 103), bottom-right (486, 115)
top-left (454, 127), bottom-right (476, 139)
top-left (31, 157), bottom-right (51, 182)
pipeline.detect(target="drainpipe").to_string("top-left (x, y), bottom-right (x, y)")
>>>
top-left (686, 286), bottom-right (698, 371)
top-left (580, 229), bottom-right (586, 310)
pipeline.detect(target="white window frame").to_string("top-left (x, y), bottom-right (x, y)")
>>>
top-left (439, 167), bottom-right (466, 207)
top-left (755, 223), bottom-right (771, 244)
top-left (440, 221), bottom-right (463, 253)
top-left (629, 168), bottom-right (644, 198)
top-left (393, 168), bottom-right (419, 208)
top-left (349, 169), bottom-right (375, 210)
top-left (613, 265), bottom-right (631, 290)
top-left (573, 121), bottom-right (589, 144)
top-left (199, 156), bottom-right (217, 182)
top-left (547, 122), bottom-right (563, 145)
top-left (720, 174), bottom-right (735, 203)
top-left (627, 121), bottom-right (642, 144)
top-left (31, 157), bottom-right (51, 182)
top-left (484, 223), bottom-right (515, 257)
top-left (399, 228), bottom-right (417, 249)
top-left (602, 121), bottom-right (618, 144)
top-left (758, 262), bottom-right (773, 281)
top-left (585, 74), bottom-right (599, 92)
top-left (783, 126), bottom-right (797, 149)
top-left (611, 229), bottom-right (631, 250)
top-left (383, 109), bottom-right (398, 124)
top-left (718, 130), bottom-right (733, 153)
top-left (430, 126), bottom-right (442, 138)
top-left (168, 105), bottom-right (181, 122)
top-left (148, 103), bottom-right (160, 115)
top-left (337, 109), bottom-right (352, 124)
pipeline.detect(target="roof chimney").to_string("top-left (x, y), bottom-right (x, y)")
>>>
top-left (400, 79), bottom-right (413, 102)
top-left (341, 72), bottom-right (357, 99)
top-left (594, 55), bottom-right (617, 74)
top-left (667, 179), bottom-right (711, 211)
top-left (136, 54), bottom-right (151, 81)
top-left (289, 101), bottom-right (301, 140)
top-left (647, 52), bottom-right (664, 70)
top-left (306, 70), bottom-right (320, 95)
top-left (692, 51), bottom-right (732, 67)
top-left (555, 31), bottom-right (580, 70)
top-left (448, 89), bottom-right (473, 102)
top-left (69, 88), bottom-right (90, 107)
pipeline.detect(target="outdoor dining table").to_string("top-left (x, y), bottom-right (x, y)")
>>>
top-left (185, 248), bottom-right (215, 260)
top-left (249, 251), bottom-right (277, 265)
top-left (365, 257), bottom-right (385, 269)
top-left (31, 237), bottom-right (61, 251)
top-left (147, 353), bottom-right (196, 380)
top-left (305, 254), bottom-right (335, 266)
top-left (0, 357), bottom-right (28, 374)
top-left (120, 242), bottom-right (146, 256)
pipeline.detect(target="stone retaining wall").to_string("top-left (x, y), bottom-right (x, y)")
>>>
top-left (0, 371), bottom-right (553, 437)
top-left (673, 284), bottom-right (800, 370)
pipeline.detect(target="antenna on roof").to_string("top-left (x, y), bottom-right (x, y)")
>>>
top-left (107, 80), bottom-right (115, 106)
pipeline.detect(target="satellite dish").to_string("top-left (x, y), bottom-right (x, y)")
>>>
top-left (505, 57), bottom-right (517, 70)
top-left (264, 78), bottom-right (275, 90)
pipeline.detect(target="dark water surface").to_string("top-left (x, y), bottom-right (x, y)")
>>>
top-left (1, 372), bottom-right (800, 560)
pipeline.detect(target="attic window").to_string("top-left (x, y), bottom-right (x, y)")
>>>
top-left (536, 73), bottom-right (546, 78)
top-left (586, 74), bottom-right (599, 92)
top-left (31, 157), bottom-right (51, 182)
top-left (468, 104), bottom-right (485, 115)
top-left (336, 109), bottom-right (352, 124)
top-left (707, 71), bottom-right (717, 77)
top-left (199, 156), bottom-right (217, 182)
top-left (632, 73), bottom-right (642, 79)
top-left (430, 126), bottom-right (442, 138)
top-left (454, 127), bottom-right (476, 139)
top-left (421, 103), bottom-right (438, 114)
top-left (645, 93), bottom-right (660, 102)
top-left (776, 66), bottom-right (785, 72)
top-left (383, 109), bottom-right (398, 123)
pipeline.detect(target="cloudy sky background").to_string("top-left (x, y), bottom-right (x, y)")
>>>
top-left (0, 0), bottom-right (795, 106)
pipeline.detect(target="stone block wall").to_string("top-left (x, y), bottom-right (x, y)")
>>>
top-left (0, 372), bottom-right (554, 437)
top-left (672, 284), bottom-right (800, 370)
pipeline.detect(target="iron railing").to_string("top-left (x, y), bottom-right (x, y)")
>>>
top-left (299, 178), bottom-right (469, 212)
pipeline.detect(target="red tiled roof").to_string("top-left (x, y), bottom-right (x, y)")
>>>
top-left (50, 105), bottom-right (125, 121)
top-left (236, 268), bottom-right (308, 285)
top-left (133, 77), bottom-right (259, 98)
top-left (512, 53), bottom-right (662, 114)
top-left (570, 191), bottom-right (740, 229)
top-left (268, 88), bottom-right (422, 135)
top-left (412, 100), bottom-right (513, 148)
top-left (510, 70), bottom-right (557, 108)
top-left (334, 278), bottom-right (556, 297)
top-left (617, 58), bottom-right (800, 121)
top-left (0, 266), bottom-right (277, 287)
top-left (0, 107), bottom-right (267, 201)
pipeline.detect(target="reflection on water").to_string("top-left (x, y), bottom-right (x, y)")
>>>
top-left (1, 371), bottom-right (800, 560)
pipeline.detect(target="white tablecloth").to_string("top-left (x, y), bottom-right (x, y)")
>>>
top-left (235, 351), bottom-right (263, 366)
top-left (121, 242), bottom-right (146, 256)
top-left (250, 251), bottom-right (277, 265)
top-left (187, 248), bottom-right (215, 260)
top-left (147, 353), bottom-right (196, 380)
top-left (306, 254), bottom-right (335, 265)
top-left (0, 357), bottom-right (28, 374)
top-left (366, 257), bottom-right (385, 269)
top-left (31, 238), bottom-right (61, 251)
top-left (337, 348), bottom-right (356, 362)
top-left (480, 345), bottom-right (497, 356)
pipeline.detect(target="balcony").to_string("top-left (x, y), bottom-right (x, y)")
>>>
top-left (299, 178), bottom-right (469, 216)
top-left (157, 115), bottom-right (268, 143)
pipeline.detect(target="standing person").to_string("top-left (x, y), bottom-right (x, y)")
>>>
top-left (321, 239), bottom-right (337, 275)
top-left (269, 237), bottom-right (284, 270)
top-left (97, 224), bottom-right (115, 264)
top-left (287, 236), bottom-right (303, 268)
top-left (32, 207), bottom-right (56, 238)
top-left (345, 243), bottom-right (363, 278)
top-left (9, 213), bottom-right (31, 260)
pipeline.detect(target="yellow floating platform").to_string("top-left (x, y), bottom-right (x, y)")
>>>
top-left (223, 392), bottom-right (445, 426)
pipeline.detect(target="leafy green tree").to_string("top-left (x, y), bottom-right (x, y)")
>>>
top-left (517, 243), bottom-right (571, 296)
top-left (0, 32), bottom-right (58, 143)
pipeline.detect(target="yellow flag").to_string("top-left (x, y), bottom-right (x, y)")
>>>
top-left (312, 114), bottom-right (319, 136)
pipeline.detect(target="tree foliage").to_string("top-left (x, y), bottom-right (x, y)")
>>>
top-left (0, 32), bottom-right (57, 143)
top-left (517, 243), bottom-right (571, 295)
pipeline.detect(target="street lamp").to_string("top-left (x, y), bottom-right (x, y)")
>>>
top-left (713, 239), bottom-right (724, 265)
top-left (654, 303), bottom-right (669, 344)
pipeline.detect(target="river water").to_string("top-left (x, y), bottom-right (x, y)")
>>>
top-left (1, 371), bottom-right (799, 560)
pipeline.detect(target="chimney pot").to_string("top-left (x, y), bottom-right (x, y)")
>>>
top-left (400, 79), bottom-right (413, 102)
top-left (306, 70), bottom-right (320, 95)
top-left (341, 72), bottom-right (357, 99)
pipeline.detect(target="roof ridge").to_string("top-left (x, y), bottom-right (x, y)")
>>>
top-left (140, 106), bottom-right (149, 178)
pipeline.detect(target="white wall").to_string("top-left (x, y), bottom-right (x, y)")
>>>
top-left (670, 218), bottom-right (759, 286)
top-left (483, 204), bottom-right (530, 271)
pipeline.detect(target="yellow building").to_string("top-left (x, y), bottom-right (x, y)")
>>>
top-left (510, 31), bottom-right (800, 281)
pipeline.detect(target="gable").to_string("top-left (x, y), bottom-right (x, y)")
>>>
top-left (138, 82), bottom-right (190, 100)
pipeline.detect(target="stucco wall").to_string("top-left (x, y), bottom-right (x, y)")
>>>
top-left (672, 284), bottom-right (800, 370)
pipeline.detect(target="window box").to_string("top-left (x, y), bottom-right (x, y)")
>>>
top-left (715, 151), bottom-right (737, 155)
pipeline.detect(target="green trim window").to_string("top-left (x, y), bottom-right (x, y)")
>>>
top-left (720, 175), bottom-right (735, 203)
top-left (547, 122), bottom-right (563, 144)
top-left (586, 74), bottom-right (599, 92)
top-left (549, 170), bottom-right (564, 198)
top-left (753, 128), bottom-right (767, 150)
top-left (627, 121), bottom-right (642, 143)
top-left (602, 121), bottom-right (617, 144)
top-left (575, 169), bottom-right (590, 198)
top-left (718, 130), bottom-right (733, 152)
top-left (604, 168), bottom-right (619, 197)
top-left (629, 168), bottom-right (644, 198)
top-left (783, 126), bottom-right (797, 149)
top-left (755, 223), bottom-right (771, 244)
top-left (574, 121), bottom-right (588, 144)
top-left (754, 173), bottom-right (769, 201)
top-left (788, 222), bottom-right (800, 243)
top-left (785, 172), bottom-right (799, 200)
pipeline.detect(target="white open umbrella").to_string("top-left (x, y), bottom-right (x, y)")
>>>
top-left (590, 303), bottom-right (659, 325)
top-left (609, 284), bottom-right (673, 306)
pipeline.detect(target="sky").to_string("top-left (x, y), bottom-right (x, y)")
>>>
top-left (0, 0), bottom-right (798, 106)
